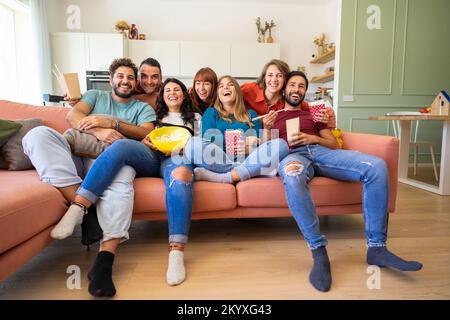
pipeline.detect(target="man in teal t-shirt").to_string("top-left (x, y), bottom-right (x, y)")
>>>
top-left (22, 58), bottom-right (158, 297)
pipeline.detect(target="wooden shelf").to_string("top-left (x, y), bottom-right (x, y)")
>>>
top-left (310, 71), bottom-right (334, 83)
top-left (310, 48), bottom-right (335, 64)
top-left (369, 115), bottom-right (450, 121)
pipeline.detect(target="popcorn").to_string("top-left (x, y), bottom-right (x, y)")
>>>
top-left (152, 133), bottom-right (184, 142)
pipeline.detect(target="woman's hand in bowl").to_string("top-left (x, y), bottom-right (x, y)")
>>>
top-left (142, 134), bottom-right (159, 151)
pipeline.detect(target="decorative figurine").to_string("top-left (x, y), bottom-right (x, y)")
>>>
top-left (255, 17), bottom-right (276, 43)
top-left (115, 20), bottom-right (129, 35)
top-left (313, 33), bottom-right (330, 56)
top-left (265, 20), bottom-right (276, 43)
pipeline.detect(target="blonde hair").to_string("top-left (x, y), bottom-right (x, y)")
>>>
top-left (214, 75), bottom-right (253, 127)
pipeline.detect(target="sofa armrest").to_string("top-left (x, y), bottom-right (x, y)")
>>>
top-left (341, 131), bottom-right (399, 212)
top-left (0, 100), bottom-right (70, 133)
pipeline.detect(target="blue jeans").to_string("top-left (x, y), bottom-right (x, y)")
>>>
top-left (159, 154), bottom-right (194, 244)
top-left (278, 144), bottom-right (389, 249)
top-left (184, 136), bottom-right (289, 180)
top-left (77, 139), bottom-right (194, 244)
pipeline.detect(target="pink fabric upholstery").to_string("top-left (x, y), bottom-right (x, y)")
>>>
top-left (0, 171), bottom-right (67, 254)
top-left (0, 100), bottom-right (399, 281)
top-left (0, 100), bottom-right (70, 133)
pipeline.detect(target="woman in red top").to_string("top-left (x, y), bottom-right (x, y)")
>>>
top-left (242, 59), bottom-right (336, 129)
top-left (241, 59), bottom-right (291, 116)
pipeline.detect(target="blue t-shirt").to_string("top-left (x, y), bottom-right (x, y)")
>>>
top-left (201, 107), bottom-right (262, 149)
top-left (81, 90), bottom-right (156, 125)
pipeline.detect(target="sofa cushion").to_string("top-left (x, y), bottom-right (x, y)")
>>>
top-left (193, 181), bottom-right (237, 213)
top-left (0, 119), bottom-right (22, 147)
top-left (133, 178), bottom-right (237, 214)
top-left (0, 170), bottom-right (67, 254)
top-left (236, 177), bottom-right (362, 208)
top-left (1, 119), bottom-right (43, 170)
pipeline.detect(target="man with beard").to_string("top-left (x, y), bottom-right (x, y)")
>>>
top-left (66, 57), bottom-right (163, 109)
top-left (23, 58), bottom-right (157, 296)
top-left (264, 71), bottom-right (422, 292)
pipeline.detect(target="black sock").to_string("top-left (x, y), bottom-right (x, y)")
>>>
top-left (309, 246), bottom-right (332, 292)
top-left (88, 251), bottom-right (116, 297)
top-left (81, 205), bottom-right (103, 246)
top-left (367, 247), bottom-right (423, 271)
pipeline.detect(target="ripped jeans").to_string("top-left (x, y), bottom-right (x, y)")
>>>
top-left (278, 144), bottom-right (389, 249)
top-left (77, 139), bottom-right (194, 244)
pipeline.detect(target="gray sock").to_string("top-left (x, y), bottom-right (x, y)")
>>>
top-left (194, 167), bottom-right (233, 183)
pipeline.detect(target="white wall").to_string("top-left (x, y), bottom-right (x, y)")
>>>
top-left (47, 0), bottom-right (338, 96)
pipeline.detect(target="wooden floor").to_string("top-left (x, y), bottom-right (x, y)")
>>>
top-left (1, 178), bottom-right (449, 300)
top-left (407, 165), bottom-right (440, 186)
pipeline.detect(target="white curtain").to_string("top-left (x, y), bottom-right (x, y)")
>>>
top-left (30, 0), bottom-right (52, 97)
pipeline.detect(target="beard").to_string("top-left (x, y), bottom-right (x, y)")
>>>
top-left (285, 92), bottom-right (304, 107)
top-left (113, 83), bottom-right (133, 99)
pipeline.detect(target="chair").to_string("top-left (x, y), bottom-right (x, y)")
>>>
top-left (387, 112), bottom-right (439, 181)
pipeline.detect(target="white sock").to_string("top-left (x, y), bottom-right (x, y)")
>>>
top-left (166, 250), bottom-right (186, 286)
top-left (194, 167), bottom-right (233, 183)
top-left (50, 204), bottom-right (85, 239)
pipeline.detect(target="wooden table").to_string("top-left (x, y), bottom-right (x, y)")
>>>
top-left (368, 115), bottom-right (450, 195)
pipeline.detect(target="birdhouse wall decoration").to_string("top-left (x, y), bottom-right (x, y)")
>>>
top-left (431, 91), bottom-right (450, 116)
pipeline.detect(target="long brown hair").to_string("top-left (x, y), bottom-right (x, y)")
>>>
top-left (156, 78), bottom-right (196, 128)
top-left (256, 59), bottom-right (290, 91)
top-left (214, 75), bottom-right (253, 127)
top-left (190, 67), bottom-right (218, 114)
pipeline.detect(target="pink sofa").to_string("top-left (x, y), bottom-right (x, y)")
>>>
top-left (0, 100), bottom-right (399, 281)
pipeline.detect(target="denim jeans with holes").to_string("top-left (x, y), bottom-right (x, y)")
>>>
top-left (278, 144), bottom-right (389, 249)
top-left (77, 138), bottom-right (194, 244)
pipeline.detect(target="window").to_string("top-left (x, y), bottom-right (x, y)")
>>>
top-left (0, 0), bottom-right (39, 104)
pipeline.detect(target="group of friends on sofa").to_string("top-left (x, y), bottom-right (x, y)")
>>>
top-left (21, 57), bottom-right (422, 297)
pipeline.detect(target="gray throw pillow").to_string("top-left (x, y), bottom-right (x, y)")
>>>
top-left (0, 119), bottom-right (22, 147)
top-left (0, 154), bottom-right (8, 169)
top-left (63, 128), bottom-right (109, 159)
top-left (1, 118), bottom-right (43, 170)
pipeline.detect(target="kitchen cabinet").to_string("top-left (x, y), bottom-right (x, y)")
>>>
top-left (85, 33), bottom-right (127, 71)
top-left (128, 40), bottom-right (180, 76)
top-left (51, 32), bottom-right (127, 94)
top-left (50, 32), bottom-right (87, 94)
top-left (230, 43), bottom-right (280, 78)
top-left (180, 41), bottom-right (230, 77)
top-left (51, 33), bottom-right (283, 90)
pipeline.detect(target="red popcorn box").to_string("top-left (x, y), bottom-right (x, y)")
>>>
top-left (309, 101), bottom-right (326, 123)
top-left (225, 130), bottom-right (243, 156)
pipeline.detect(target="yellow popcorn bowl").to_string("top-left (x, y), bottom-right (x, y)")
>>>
top-left (149, 126), bottom-right (191, 153)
